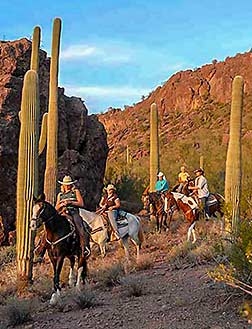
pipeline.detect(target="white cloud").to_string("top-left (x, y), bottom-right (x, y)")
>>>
top-left (65, 85), bottom-right (150, 98)
top-left (61, 45), bottom-right (97, 59)
top-left (61, 43), bottom-right (131, 63)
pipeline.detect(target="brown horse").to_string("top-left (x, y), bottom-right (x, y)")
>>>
top-left (142, 187), bottom-right (168, 232)
top-left (164, 191), bottom-right (200, 243)
top-left (181, 180), bottom-right (225, 219)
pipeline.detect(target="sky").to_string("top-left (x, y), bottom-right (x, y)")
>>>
top-left (1, 0), bottom-right (252, 113)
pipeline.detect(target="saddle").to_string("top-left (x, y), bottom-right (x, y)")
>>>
top-left (206, 193), bottom-right (218, 206)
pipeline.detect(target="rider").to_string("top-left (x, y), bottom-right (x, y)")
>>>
top-left (177, 166), bottom-right (190, 192)
top-left (99, 184), bottom-right (121, 240)
top-left (155, 172), bottom-right (169, 193)
top-left (189, 168), bottom-right (210, 220)
top-left (55, 175), bottom-right (91, 257)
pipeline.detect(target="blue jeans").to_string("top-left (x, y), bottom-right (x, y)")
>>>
top-left (108, 210), bottom-right (119, 234)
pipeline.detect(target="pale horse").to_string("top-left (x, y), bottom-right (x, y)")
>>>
top-left (79, 208), bottom-right (144, 261)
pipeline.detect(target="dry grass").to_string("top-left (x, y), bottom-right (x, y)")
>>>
top-left (135, 253), bottom-right (154, 271)
top-left (73, 289), bottom-right (97, 309)
top-left (121, 277), bottom-right (146, 297)
top-left (5, 297), bottom-right (33, 327)
top-left (91, 262), bottom-right (125, 287)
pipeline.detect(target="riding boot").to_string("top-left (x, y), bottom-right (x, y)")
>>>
top-left (73, 213), bottom-right (91, 258)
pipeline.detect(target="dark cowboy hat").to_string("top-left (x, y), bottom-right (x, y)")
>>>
top-left (194, 168), bottom-right (204, 174)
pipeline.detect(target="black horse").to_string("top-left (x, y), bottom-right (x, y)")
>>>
top-left (32, 193), bottom-right (89, 305)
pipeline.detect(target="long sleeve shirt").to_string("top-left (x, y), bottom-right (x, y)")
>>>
top-left (155, 179), bottom-right (169, 192)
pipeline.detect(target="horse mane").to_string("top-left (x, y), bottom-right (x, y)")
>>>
top-left (142, 185), bottom-right (150, 196)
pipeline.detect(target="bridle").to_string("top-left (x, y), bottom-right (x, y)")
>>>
top-left (32, 202), bottom-right (75, 247)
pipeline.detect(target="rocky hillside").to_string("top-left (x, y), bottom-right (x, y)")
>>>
top-left (99, 51), bottom-right (252, 200)
top-left (0, 39), bottom-right (108, 242)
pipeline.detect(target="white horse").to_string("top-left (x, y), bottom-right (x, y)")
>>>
top-left (79, 209), bottom-right (144, 260)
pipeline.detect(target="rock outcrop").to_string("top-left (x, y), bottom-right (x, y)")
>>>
top-left (0, 39), bottom-right (108, 243)
top-left (99, 51), bottom-right (252, 161)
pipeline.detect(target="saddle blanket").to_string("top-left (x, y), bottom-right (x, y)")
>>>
top-left (171, 192), bottom-right (199, 210)
top-left (117, 210), bottom-right (129, 238)
top-left (206, 193), bottom-right (218, 206)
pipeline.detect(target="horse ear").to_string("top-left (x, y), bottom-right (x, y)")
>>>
top-left (35, 193), bottom-right (46, 203)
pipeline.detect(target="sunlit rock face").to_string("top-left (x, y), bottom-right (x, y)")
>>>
top-left (0, 38), bottom-right (108, 243)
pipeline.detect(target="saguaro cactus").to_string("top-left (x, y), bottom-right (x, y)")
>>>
top-left (150, 103), bottom-right (160, 191)
top-left (200, 155), bottom-right (204, 170)
top-left (30, 26), bottom-right (41, 72)
top-left (225, 75), bottom-right (243, 236)
top-left (16, 70), bottom-right (40, 284)
top-left (44, 18), bottom-right (61, 205)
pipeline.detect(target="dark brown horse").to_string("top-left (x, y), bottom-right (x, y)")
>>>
top-left (31, 193), bottom-right (89, 305)
top-left (142, 187), bottom-right (168, 232)
top-left (181, 180), bottom-right (225, 218)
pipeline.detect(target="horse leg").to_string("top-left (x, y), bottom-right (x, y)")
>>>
top-left (121, 237), bottom-right (130, 262)
top-left (99, 240), bottom-right (106, 258)
top-left (76, 256), bottom-right (88, 290)
top-left (156, 216), bottom-right (161, 233)
top-left (68, 255), bottom-right (75, 288)
top-left (50, 255), bottom-right (64, 305)
top-left (187, 222), bottom-right (196, 243)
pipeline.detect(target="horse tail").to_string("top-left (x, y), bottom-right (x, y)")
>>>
top-left (215, 193), bottom-right (225, 202)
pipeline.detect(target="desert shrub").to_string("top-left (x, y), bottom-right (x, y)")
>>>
top-left (0, 246), bottom-right (16, 267)
top-left (121, 277), bottom-right (145, 297)
top-left (73, 289), bottom-right (97, 309)
top-left (95, 263), bottom-right (124, 287)
top-left (5, 298), bottom-right (32, 326)
top-left (135, 254), bottom-right (154, 271)
top-left (209, 220), bottom-right (252, 296)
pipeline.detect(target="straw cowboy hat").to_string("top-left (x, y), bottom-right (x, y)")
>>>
top-left (58, 175), bottom-right (77, 185)
top-left (157, 172), bottom-right (164, 177)
top-left (105, 184), bottom-right (116, 191)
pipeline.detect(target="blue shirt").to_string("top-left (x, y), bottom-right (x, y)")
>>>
top-left (155, 179), bottom-right (169, 192)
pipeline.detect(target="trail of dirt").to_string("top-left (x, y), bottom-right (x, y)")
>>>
top-left (31, 262), bottom-right (247, 329)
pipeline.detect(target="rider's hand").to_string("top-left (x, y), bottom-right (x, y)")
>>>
top-left (108, 206), bottom-right (113, 211)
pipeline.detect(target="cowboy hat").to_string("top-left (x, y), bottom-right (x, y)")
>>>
top-left (194, 168), bottom-right (204, 174)
top-left (157, 172), bottom-right (164, 177)
top-left (58, 175), bottom-right (77, 185)
top-left (105, 184), bottom-right (116, 191)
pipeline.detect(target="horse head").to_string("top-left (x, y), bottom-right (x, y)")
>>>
top-left (31, 193), bottom-right (58, 229)
top-left (181, 178), bottom-right (194, 196)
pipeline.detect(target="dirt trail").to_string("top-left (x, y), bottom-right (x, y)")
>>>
top-left (31, 261), bottom-right (247, 329)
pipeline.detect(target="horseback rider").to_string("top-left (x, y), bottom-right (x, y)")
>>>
top-left (155, 172), bottom-right (169, 193)
top-left (55, 176), bottom-right (91, 257)
top-left (177, 166), bottom-right (190, 192)
top-left (189, 168), bottom-right (210, 220)
top-left (99, 184), bottom-right (121, 240)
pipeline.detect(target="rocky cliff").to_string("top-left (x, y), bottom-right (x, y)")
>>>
top-left (99, 51), bottom-right (252, 161)
top-left (0, 39), bottom-right (108, 242)
top-left (99, 51), bottom-right (252, 207)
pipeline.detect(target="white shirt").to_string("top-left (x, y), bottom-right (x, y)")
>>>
top-left (195, 175), bottom-right (209, 198)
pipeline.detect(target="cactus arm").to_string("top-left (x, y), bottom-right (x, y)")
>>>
top-left (39, 112), bottom-right (48, 155)
top-left (224, 75), bottom-right (243, 237)
top-left (150, 103), bottom-right (160, 192)
top-left (200, 155), bottom-right (204, 170)
top-left (44, 18), bottom-right (61, 205)
top-left (30, 26), bottom-right (41, 72)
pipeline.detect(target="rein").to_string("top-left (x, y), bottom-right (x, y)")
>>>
top-left (46, 219), bottom-right (76, 246)
top-left (39, 206), bottom-right (76, 247)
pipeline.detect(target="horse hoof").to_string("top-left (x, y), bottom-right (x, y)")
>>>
top-left (50, 291), bottom-right (61, 306)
